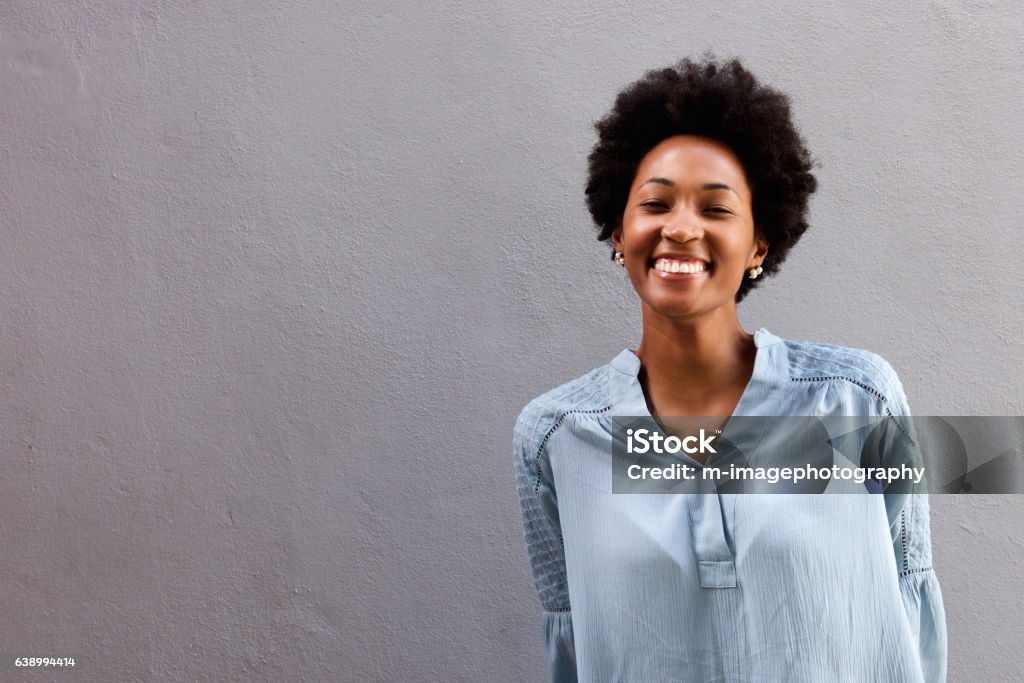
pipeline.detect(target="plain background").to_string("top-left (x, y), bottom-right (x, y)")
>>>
top-left (2, 1), bottom-right (1022, 681)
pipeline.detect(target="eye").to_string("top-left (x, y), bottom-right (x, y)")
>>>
top-left (639, 200), bottom-right (669, 211)
top-left (705, 206), bottom-right (733, 215)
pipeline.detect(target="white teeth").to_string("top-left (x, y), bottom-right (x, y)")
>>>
top-left (654, 259), bottom-right (707, 274)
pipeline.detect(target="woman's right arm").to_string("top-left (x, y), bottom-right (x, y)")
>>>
top-left (514, 404), bottom-right (578, 683)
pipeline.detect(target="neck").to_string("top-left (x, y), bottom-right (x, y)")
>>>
top-left (634, 305), bottom-right (756, 414)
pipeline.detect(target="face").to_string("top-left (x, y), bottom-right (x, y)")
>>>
top-left (612, 135), bottom-right (767, 322)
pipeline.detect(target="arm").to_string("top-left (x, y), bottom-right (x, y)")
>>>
top-left (893, 495), bottom-right (948, 683)
top-left (514, 405), bottom-right (578, 683)
top-left (879, 367), bottom-right (948, 683)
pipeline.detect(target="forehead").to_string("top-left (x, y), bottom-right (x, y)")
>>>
top-left (633, 135), bottom-right (750, 193)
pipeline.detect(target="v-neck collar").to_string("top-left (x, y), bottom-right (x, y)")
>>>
top-left (608, 327), bottom-right (786, 419)
top-left (608, 328), bottom-right (787, 470)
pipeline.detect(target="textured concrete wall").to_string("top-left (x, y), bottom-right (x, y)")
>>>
top-left (1, 1), bottom-right (1021, 681)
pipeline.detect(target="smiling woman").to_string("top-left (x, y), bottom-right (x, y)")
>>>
top-left (615, 136), bottom-right (765, 336)
top-left (514, 55), bottom-right (947, 682)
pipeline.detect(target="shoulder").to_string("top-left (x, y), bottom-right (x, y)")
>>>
top-left (513, 360), bottom-right (614, 461)
top-left (778, 336), bottom-right (910, 413)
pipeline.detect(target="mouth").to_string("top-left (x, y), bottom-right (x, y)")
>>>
top-left (650, 256), bottom-right (711, 279)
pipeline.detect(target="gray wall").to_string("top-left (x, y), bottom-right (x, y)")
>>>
top-left (2, 1), bottom-right (1021, 681)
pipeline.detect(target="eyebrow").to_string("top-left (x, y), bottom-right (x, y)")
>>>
top-left (639, 177), bottom-right (741, 198)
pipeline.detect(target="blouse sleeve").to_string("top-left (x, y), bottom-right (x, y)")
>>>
top-left (879, 366), bottom-right (949, 683)
top-left (514, 404), bottom-right (578, 683)
top-left (895, 495), bottom-right (948, 683)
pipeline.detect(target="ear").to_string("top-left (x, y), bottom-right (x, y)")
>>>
top-left (751, 230), bottom-right (769, 263)
top-left (611, 224), bottom-right (623, 252)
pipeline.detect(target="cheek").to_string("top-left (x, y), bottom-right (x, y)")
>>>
top-left (622, 216), bottom-right (657, 245)
top-left (720, 229), bottom-right (758, 259)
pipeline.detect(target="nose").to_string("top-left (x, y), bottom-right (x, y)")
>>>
top-left (661, 216), bottom-right (704, 243)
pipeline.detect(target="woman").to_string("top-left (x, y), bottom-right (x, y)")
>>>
top-left (514, 56), bottom-right (947, 682)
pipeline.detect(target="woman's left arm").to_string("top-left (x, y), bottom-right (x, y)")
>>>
top-left (894, 494), bottom-right (948, 683)
top-left (880, 364), bottom-right (948, 683)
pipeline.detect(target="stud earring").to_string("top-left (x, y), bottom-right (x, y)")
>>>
top-left (747, 265), bottom-right (763, 279)
top-left (614, 251), bottom-right (626, 267)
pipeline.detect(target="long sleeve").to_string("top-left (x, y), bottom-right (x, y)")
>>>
top-left (542, 611), bottom-right (576, 683)
top-left (514, 405), bottom-right (578, 683)
top-left (896, 494), bottom-right (948, 683)
top-left (879, 365), bottom-right (949, 683)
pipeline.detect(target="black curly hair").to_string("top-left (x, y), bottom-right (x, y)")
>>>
top-left (585, 54), bottom-right (817, 302)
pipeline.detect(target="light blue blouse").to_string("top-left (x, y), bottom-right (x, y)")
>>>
top-left (514, 329), bottom-right (947, 682)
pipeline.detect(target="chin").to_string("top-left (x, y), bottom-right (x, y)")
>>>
top-left (645, 299), bottom-right (712, 321)
top-left (641, 291), bottom-right (735, 321)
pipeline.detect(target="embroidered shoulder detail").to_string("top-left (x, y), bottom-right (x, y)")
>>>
top-left (515, 364), bottom-right (614, 492)
top-left (784, 339), bottom-right (898, 396)
top-left (782, 338), bottom-right (914, 442)
top-left (784, 339), bottom-right (907, 402)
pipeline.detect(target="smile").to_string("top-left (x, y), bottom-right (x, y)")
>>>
top-left (652, 258), bottom-right (709, 275)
